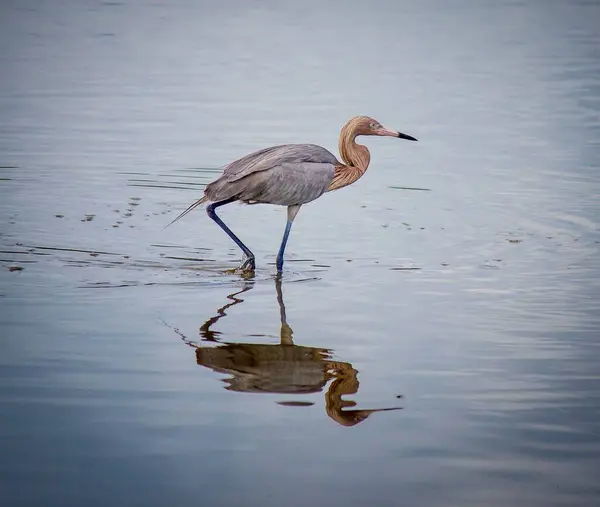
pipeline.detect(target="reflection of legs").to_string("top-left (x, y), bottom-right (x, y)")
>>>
top-left (206, 198), bottom-right (255, 270)
top-left (200, 283), bottom-right (254, 341)
top-left (276, 205), bottom-right (301, 273)
top-left (275, 275), bottom-right (293, 345)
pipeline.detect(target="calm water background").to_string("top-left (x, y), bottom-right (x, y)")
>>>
top-left (1, 1), bottom-right (600, 506)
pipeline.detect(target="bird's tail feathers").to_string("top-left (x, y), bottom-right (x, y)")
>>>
top-left (164, 196), bottom-right (208, 229)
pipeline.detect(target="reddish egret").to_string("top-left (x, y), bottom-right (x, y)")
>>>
top-left (168, 115), bottom-right (417, 272)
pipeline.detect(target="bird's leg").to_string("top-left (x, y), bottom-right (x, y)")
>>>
top-left (276, 222), bottom-right (292, 273)
top-left (276, 205), bottom-right (301, 273)
top-left (206, 198), bottom-right (255, 271)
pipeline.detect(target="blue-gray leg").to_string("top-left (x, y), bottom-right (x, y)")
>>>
top-left (276, 220), bottom-right (293, 272)
top-left (276, 205), bottom-right (301, 273)
top-left (206, 198), bottom-right (255, 271)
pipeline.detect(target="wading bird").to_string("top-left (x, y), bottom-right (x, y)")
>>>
top-left (168, 115), bottom-right (417, 272)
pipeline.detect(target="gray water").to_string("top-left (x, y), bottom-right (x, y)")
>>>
top-left (1, 1), bottom-right (600, 506)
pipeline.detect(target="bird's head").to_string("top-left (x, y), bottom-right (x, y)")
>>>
top-left (351, 115), bottom-right (418, 141)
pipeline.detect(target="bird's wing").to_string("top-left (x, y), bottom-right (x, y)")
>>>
top-left (236, 162), bottom-right (336, 206)
top-left (222, 144), bottom-right (339, 183)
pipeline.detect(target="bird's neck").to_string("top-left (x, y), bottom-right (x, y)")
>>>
top-left (327, 121), bottom-right (371, 192)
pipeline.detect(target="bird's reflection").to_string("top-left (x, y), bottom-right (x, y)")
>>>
top-left (179, 277), bottom-right (402, 426)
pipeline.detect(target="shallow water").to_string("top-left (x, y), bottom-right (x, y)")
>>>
top-left (1, 1), bottom-right (600, 506)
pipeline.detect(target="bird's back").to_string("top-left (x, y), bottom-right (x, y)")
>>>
top-left (222, 144), bottom-right (339, 181)
top-left (205, 144), bottom-right (339, 206)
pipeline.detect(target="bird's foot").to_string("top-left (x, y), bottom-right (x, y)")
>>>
top-left (239, 256), bottom-right (255, 273)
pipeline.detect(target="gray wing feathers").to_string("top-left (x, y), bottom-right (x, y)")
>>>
top-left (222, 144), bottom-right (339, 182)
top-left (205, 162), bottom-right (335, 206)
top-left (239, 162), bottom-right (335, 206)
top-left (204, 144), bottom-right (338, 205)
top-left (168, 144), bottom-right (337, 226)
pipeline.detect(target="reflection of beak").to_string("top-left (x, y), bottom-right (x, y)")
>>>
top-left (329, 407), bottom-right (403, 427)
top-left (378, 126), bottom-right (418, 141)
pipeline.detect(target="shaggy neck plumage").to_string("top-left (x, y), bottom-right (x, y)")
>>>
top-left (327, 118), bottom-right (371, 192)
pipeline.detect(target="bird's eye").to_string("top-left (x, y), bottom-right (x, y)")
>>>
top-left (370, 122), bottom-right (376, 128)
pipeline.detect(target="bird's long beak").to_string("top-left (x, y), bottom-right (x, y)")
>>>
top-left (378, 126), bottom-right (418, 141)
top-left (397, 131), bottom-right (418, 141)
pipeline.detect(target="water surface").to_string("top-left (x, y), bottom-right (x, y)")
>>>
top-left (1, 1), bottom-right (599, 506)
